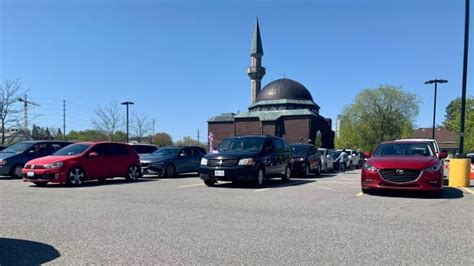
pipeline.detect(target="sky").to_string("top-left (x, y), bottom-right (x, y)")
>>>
top-left (0, 0), bottom-right (472, 142)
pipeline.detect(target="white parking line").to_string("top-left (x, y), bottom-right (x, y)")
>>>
top-left (255, 188), bottom-right (270, 192)
top-left (356, 192), bottom-right (364, 197)
top-left (460, 187), bottom-right (474, 195)
top-left (178, 183), bottom-right (205, 188)
top-left (311, 184), bottom-right (337, 192)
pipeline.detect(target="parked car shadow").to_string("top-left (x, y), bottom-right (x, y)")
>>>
top-left (28, 178), bottom-right (157, 188)
top-left (0, 238), bottom-right (60, 265)
top-left (213, 178), bottom-right (315, 189)
top-left (365, 187), bottom-right (464, 199)
top-left (149, 172), bottom-right (200, 179)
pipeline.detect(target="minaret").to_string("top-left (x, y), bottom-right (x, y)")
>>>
top-left (247, 19), bottom-right (266, 104)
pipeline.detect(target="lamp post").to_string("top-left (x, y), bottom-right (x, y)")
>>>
top-left (121, 101), bottom-right (134, 143)
top-left (424, 79), bottom-right (448, 139)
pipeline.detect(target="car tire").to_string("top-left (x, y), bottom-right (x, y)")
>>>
top-left (282, 165), bottom-right (291, 181)
top-left (315, 165), bottom-right (321, 176)
top-left (67, 167), bottom-right (84, 186)
top-left (362, 188), bottom-right (371, 194)
top-left (204, 180), bottom-right (216, 187)
top-left (303, 164), bottom-right (310, 178)
top-left (10, 164), bottom-right (23, 179)
top-left (33, 182), bottom-right (48, 187)
top-left (126, 165), bottom-right (140, 181)
top-left (164, 164), bottom-right (176, 178)
top-left (255, 168), bottom-right (265, 187)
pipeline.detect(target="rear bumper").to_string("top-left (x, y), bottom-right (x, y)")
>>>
top-left (361, 169), bottom-right (443, 191)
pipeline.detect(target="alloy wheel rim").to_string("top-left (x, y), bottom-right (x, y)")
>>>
top-left (129, 166), bottom-right (138, 180)
top-left (287, 167), bottom-right (291, 179)
top-left (258, 170), bottom-right (264, 184)
top-left (14, 166), bottom-right (23, 177)
top-left (70, 168), bottom-right (83, 185)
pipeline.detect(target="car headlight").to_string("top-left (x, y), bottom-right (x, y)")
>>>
top-left (425, 162), bottom-right (442, 172)
top-left (364, 162), bottom-right (378, 172)
top-left (238, 158), bottom-right (254, 165)
top-left (200, 158), bottom-right (208, 166)
top-left (0, 160), bottom-right (7, 166)
top-left (44, 162), bottom-right (64, 169)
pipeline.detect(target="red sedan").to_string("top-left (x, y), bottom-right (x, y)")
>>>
top-left (22, 142), bottom-right (141, 186)
top-left (361, 141), bottom-right (447, 195)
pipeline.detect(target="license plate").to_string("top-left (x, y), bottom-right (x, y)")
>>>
top-left (27, 172), bottom-right (34, 177)
top-left (214, 170), bottom-right (225, 176)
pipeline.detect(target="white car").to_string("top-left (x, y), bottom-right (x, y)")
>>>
top-left (318, 148), bottom-right (334, 172)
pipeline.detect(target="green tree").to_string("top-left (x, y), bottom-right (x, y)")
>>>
top-left (67, 130), bottom-right (108, 141)
top-left (336, 85), bottom-right (419, 151)
top-left (443, 96), bottom-right (474, 152)
top-left (175, 136), bottom-right (206, 150)
top-left (152, 132), bottom-right (173, 147)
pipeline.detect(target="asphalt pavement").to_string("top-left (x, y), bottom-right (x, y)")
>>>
top-left (1, 170), bottom-right (473, 265)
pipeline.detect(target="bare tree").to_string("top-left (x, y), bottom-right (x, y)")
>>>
top-left (91, 101), bottom-right (123, 141)
top-left (0, 80), bottom-right (22, 145)
top-left (131, 112), bottom-right (152, 143)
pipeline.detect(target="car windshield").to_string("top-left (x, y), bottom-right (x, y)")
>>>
top-left (152, 147), bottom-right (180, 157)
top-left (373, 142), bottom-right (434, 157)
top-left (54, 143), bottom-right (91, 156)
top-left (291, 145), bottom-right (307, 156)
top-left (1, 142), bottom-right (33, 153)
top-left (217, 137), bottom-right (264, 152)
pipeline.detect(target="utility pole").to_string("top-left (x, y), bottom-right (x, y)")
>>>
top-left (197, 128), bottom-right (200, 142)
top-left (151, 119), bottom-right (156, 144)
top-left (63, 100), bottom-right (66, 140)
top-left (459, 0), bottom-right (470, 155)
top-left (121, 101), bottom-right (134, 143)
top-left (17, 94), bottom-right (40, 131)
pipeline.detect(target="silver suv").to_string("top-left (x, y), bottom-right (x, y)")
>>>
top-left (318, 148), bottom-right (334, 172)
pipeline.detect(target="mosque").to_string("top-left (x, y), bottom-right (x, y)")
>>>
top-left (207, 19), bottom-right (335, 148)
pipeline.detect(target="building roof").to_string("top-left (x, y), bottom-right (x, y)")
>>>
top-left (249, 99), bottom-right (320, 109)
top-left (256, 78), bottom-right (314, 102)
top-left (235, 109), bottom-right (316, 121)
top-left (250, 19), bottom-right (263, 56)
top-left (207, 113), bottom-right (236, 122)
top-left (411, 127), bottom-right (458, 149)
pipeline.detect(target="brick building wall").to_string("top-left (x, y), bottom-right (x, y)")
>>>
top-left (282, 116), bottom-right (310, 144)
top-left (208, 122), bottom-right (235, 147)
top-left (262, 122), bottom-right (275, 135)
top-left (235, 118), bottom-right (262, 135)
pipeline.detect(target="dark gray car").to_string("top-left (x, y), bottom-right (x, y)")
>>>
top-left (140, 146), bottom-right (206, 177)
top-left (0, 141), bottom-right (72, 178)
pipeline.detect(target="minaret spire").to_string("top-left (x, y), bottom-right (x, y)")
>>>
top-left (248, 18), bottom-right (266, 104)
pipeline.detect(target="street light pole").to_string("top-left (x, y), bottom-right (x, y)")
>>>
top-left (424, 79), bottom-right (448, 139)
top-left (121, 101), bottom-right (134, 143)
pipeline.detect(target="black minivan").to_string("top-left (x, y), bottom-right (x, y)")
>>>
top-left (199, 135), bottom-right (292, 187)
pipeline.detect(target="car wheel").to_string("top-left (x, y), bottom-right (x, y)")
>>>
top-left (204, 180), bottom-right (216, 187)
top-left (255, 168), bottom-right (265, 187)
top-left (10, 164), bottom-right (23, 179)
top-left (33, 182), bottom-right (48, 187)
top-left (303, 164), bottom-right (311, 178)
top-left (164, 164), bottom-right (176, 178)
top-left (315, 165), bottom-right (321, 176)
top-left (282, 165), bottom-right (291, 181)
top-left (126, 165), bottom-right (140, 181)
top-left (67, 167), bottom-right (84, 186)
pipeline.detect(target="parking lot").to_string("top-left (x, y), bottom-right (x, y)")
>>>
top-left (1, 170), bottom-right (473, 265)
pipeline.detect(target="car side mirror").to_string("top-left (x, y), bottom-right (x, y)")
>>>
top-left (364, 152), bottom-right (371, 158)
top-left (438, 151), bottom-right (448, 159)
top-left (88, 152), bottom-right (99, 158)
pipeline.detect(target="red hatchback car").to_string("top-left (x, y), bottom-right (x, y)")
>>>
top-left (22, 142), bottom-right (141, 186)
top-left (361, 141), bottom-right (447, 195)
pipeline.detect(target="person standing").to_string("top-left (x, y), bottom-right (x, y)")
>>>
top-left (337, 149), bottom-right (348, 173)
